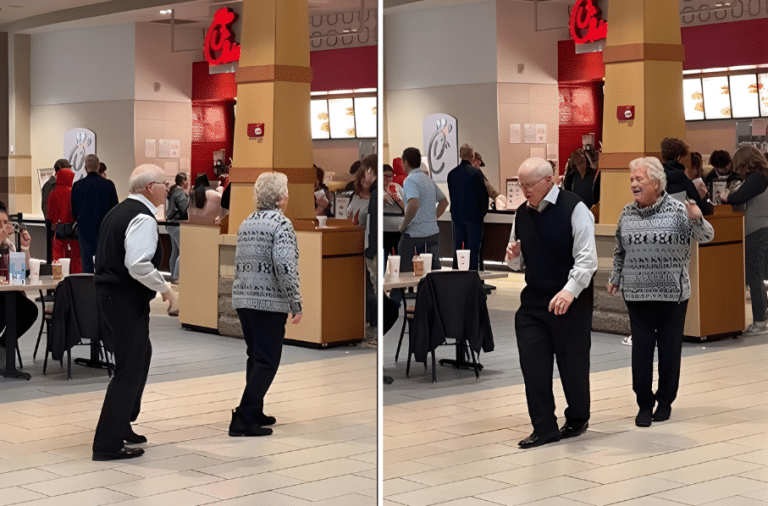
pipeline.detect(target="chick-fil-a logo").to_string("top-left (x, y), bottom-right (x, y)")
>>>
top-left (569, 0), bottom-right (608, 44)
top-left (204, 7), bottom-right (241, 66)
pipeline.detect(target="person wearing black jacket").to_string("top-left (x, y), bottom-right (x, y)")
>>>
top-left (448, 144), bottom-right (489, 270)
top-left (71, 154), bottom-right (119, 273)
top-left (660, 138), bottom-right (713, 215)
top-left (703, 150), bottom-right (743, 189)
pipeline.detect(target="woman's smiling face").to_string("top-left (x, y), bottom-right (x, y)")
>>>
top-left (630, 167), bottom-right (660, 208)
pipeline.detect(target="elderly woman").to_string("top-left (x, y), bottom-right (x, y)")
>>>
top-left (230, 172), bottom-right (302, 437)
top-left (720, 146), bottom-right (768, 336)
top-left (607, 157), bottom-right (714, 427)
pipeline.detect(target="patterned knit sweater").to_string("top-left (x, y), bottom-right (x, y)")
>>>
top-left (609, 193), bottom-right (714, 302)
top-left (232, 209), bottom-right (302, 314)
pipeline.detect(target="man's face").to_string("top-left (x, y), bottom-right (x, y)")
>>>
top-left (147, 178), bottom-right (169, 207)
top-left (518, 170), bottom-right (553, 208)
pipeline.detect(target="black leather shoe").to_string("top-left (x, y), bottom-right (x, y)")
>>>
top-left (636, 408), bottom-right (653, 427)
top-left (518, 432), bottom-right (561, 449)
top-left (652, 405), bottom-right (671, 422)
top-left (92, 447), bottom-right (145, 461)
top-left (257, 414), bottom-right (276, 426)
top-left (124, 426), bottom-right (147, 444)
top-left (560, 421), bottom-right (589, 439)
top-left (229, 410), bottom-right (273, 437)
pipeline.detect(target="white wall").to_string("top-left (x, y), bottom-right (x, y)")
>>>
top-left (30, 23), bottom-right (135, 105)
top-left (135, 22), bottom-right (202, 102)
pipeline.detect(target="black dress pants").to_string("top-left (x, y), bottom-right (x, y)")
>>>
top-left (92, 287), bottom-right (152, 453)
top-left (0, 292), bottom-right (39, 348)
top-left (625, 300), bottom-right (688, 410)
top-left (515, 287), bottom-right (593, 435)
top-left (235, 308), bottom-right (287, 424)
top-left (451, 219), bottom-right (483, 270)
top-left (78, 232), bottom-right (97, 274)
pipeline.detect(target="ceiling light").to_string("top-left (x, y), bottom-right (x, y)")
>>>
top-left (160, 9), bottom-right (170, 15)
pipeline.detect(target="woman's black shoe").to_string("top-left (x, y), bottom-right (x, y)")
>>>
top-left (635, 408), bottom-right (652, 427)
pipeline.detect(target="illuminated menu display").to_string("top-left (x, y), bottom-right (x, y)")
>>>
top-left (759, 74), bottom-right (768, 117)
top-left (310, 100), bottom-right (330, 139)
top-left (328, 98), bottom-right (356, 139)
top-left (702, 76), bottom-right (731, 120)
top-left (685, 72), bottom-right (768, 121)
top-left (354, 97), bottom-right (377, 138)
top-left (310, 94), bottom-right (378, 140)
top-left (683, 79), bottom-right (704, 121)
top-left (730, 74), bottom-right (760, 119)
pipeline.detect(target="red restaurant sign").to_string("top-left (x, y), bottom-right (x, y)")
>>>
top-left (569, 0), bottom-right (608, 44)
top-left (204, 7), bottom-right (241, 66)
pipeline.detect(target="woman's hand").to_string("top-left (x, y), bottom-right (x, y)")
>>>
top-left (718, 192), bottom-right (728, 204)
top-left (505, 241), bottom-right (521, 262)
top-left (685, 199), bottom-right (703, 221)
top-left (291, 313), bottom-right (302, 324)
top-left (316, 194), bottom-right (329, 210)
top-left (382, 192), bottom-right (395, 205)
top-left (19, 230), bottom-right (31, 249)
top-left (606, 282), bottom-right (619, 296)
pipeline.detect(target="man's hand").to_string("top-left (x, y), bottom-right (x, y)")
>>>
top-left (291, 313), bottom-right (302, 324)
top-left (383, 192), bottom-right (395, 205)
top-left (162, 288), bottom-right (179, 316)
top-left (685, 199), bottom-right (703, 221)
top-left (505, 241), bottom-right (521, 262)
top-left (548, 289), bottom-right (574, 315)
top-left (19, 230), bottom-right (31, 249)
top-left (606, 282), bottom-right (619, 296)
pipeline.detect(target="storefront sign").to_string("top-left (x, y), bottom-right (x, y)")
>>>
top-left (63, 128), bottom-right (96, 181)
top-left (204, 7), bottom-right (241, 66)
top-left (423, 113), bottom-right (458, 182)
top-left (569, 0), bottom-right (608, 44)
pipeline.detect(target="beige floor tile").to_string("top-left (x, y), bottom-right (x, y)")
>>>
top-left (188, 472), bottom-right (300, 500)
top-left (562, 476), bottom-right (681, 505)
top-left (384, 460), bottom-right (438, 480)
top-left (735, 450), bottom-right (768, 466)
top-left (276, 475), bottom-right (375, 502)
top-left (407, 459), bottom-right (519, 487)
top-left (115, 454), bottom-right (228, 478)
top-left (23, 469), bottom-right (140, 496)
top-left (107, 470), bottom-right (222, 498)
top-left (104, 489), bottom-right (217, 506)
top-left (311, 492), bottom-right (378, 506)
top-left (703, 497), bottom-right (768, 506)
top-left (740, 488), bottom-right (768, 502)
top-left (652, 458), bottom-right (762, 485)
top-left (271, 457), bottom-right (374, 482)
top-left (414, 444), bottom-right (515, 468)
top-left (0, 468), bottom-right (61, 488)
top-left (422, 498), bottom-right (507, 506)
top-left (476, 476), bottom-right (597, 506)
top-left (654, 476), bottom-right (768, 505)
top-left (384, 477), bottom-right (424, 495)
top-left (202, 491), bottom-right (314, 506)
top-left (388, 477), bottom-right (508, 506)
top-left (485, 457), bottom-right (598, 486)
top-left (738, 467), bottom-right (768, 483)
top-left (0, 486), bottom-right (47, 506)
top-left (8, 487), bottom-right (133, 506)
top-left (0, 452), bottom-right (69, 474)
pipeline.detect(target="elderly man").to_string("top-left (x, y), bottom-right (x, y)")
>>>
top-left (91, 165), bottom-right (178, 461)
top-left (71, 154), bottom-right (119, 273)
top-left (506, 157), bottom-right (597, 448)
top-left (447, 144), bottom-right (489, 270)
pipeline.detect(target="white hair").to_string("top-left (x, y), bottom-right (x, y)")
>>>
top-left (128, 164), bottom-right (164, 194)
top-left (629, 157), bottom-right (667, 194)
top-left (254, 172), bottom-right (289, 210)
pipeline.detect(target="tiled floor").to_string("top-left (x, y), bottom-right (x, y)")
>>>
top-left (1, 297), bottom-right (377, 505)
top-left (384, 273), bottom-right (768, 505)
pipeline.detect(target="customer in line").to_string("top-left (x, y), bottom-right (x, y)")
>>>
top-left (704, 150), bottom-right (742, 188)
top-left (398, 147), bottom-right (448, 272)
top-left (347, 154), bottom-right (377, 227)
top-left (165, 173), bottom-right (189, 284)
top-left (92, 164), bottom-right (179, 461)
top-left (472, 152), bottom-right (501, 201)
top-left (720, 146), bottom-right (768, 336)
top-left (448, 144), bottom-right (489, 270)
top-left (607, 157), bottom-right (714, 427)
top-left (42, 158), bottom-right (71, 218)
top-left (230, 172), bottom-right (302, 437)
top-left (505, 157), bottom-right (597, 448)
top-left (188, 173), bottom-right (222, 223)
top-left (382, 164), bottom-right (404, 268)
top-left (71, 154), bottom-right (119, 273)
top-left (47, 167), bottom-right (82, 273)
top-left (0, 204), bottom-right (37, 349)
top-left (661, 138), bottom-right (713, 215)
top-left (563, 148), bottom-right (601, 209)
top-left (314, 165), bottom-right (332, 217)
top-left (98, 162), bottom-right (108, 179)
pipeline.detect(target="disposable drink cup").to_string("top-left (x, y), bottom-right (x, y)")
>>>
top-left (387, 255), bottom-right (400, 281)
top-left (412, 258), bottom-right (424, 276)
top-left (59, 258), bottom-right (71, 277)
top-left (456, 249), bottom-right (470, 271)
top-left (52, 263), bottom-right (63, 280)
top-left (29, 259), bottom-right (41, 283)
top-left (317, 216), bottom-right (327, 228)
top-left (421, 253), bottom-right (433, 274)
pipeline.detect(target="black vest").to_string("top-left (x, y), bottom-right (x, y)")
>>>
top-left (515, 189), bottom-right (583, 305)
top-left (94, 198), bottom-right (162, 301)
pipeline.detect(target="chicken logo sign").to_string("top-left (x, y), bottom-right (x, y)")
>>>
top-left (569, 0), bottom-right (608, 44)
top-left (204, 7), bottom-right (241, 66)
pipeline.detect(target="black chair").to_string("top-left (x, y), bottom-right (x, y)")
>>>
top-left (33, 264), bottom-right (54, 360)
top-left (44, 274), bottom-right (112, 380)
top-left (394, 288), bottom-right (417, 362)
top-left (405, 271), bottom-right (494, 383)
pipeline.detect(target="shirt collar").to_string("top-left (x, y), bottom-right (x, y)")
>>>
top-left (530, 184), bottom-right (559, 212)
top-left (128, 193), bottom-right (158, 215)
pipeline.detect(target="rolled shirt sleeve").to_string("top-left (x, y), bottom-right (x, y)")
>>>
top-left (124, 213), bottom-right (168, 294)
top-left (564, 201), bottom-right (598, 298)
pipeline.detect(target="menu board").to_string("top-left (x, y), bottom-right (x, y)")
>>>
top-left (310, 100), bottom-right (330, 139)
top-left (683, 78), bottom-right (705, 121)
top-left (758, 74), bottom-right (768, 117)
top-left (354, 97), bottom-right (377, 138)
top-left (730, 74), bottom-right (760, 119)
top-left (702, 76), bottom-right (732, 119)
top-left (328, 98), bottom-right (356, 139)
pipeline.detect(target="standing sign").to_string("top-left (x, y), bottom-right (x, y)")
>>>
top-left (63, 128), bottom-right (96, 181)
top-left (569, 0), bottom-right (608, 44)
top-left (422, 113), bottom-right (458, 182)
top-left (204, 8), bottom-right (241, 66)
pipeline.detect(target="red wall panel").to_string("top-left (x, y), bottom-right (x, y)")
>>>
top-left (309, 46), bottom-right (377, 91)
top-left (682, 18), bottom-right (768, 71)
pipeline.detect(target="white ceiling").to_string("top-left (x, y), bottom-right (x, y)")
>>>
top-left (0, 0), bottom-right (377, 33)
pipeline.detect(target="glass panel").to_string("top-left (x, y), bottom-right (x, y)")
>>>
top-left (702, 76), bottom-right (732, 119)
top-left (329, 98), bottom-right (356, 139)
top-left (729, 74), bottom-right (760, 118)
top-left (311, 99), bottom-right (330, 139)
top-left (354, 97), bottom-right (377, 138)
top-left (683, 78), bottom-right (704, 121)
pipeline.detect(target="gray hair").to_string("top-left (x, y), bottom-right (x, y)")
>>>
top-left (128, 164), bottom-right (164, 194)
top-left (629, 157), bottom-right (667, 195)
top-left (254, 172), bottom-right (289, 210)
top-left (85, 154), bottom-right (100, 173)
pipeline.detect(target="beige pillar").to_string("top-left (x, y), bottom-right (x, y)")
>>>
top-left (228, 0), bottom-right (315, 232)
top-left (599, 0), bottom-right (686, 225)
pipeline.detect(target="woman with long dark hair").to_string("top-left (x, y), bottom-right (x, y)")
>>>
top-left (188, 173), bottom-right (222, 223)
top-left (563, 149), bottom-right (600, 208)
top-left (166, 173), bottom-right (189, 283)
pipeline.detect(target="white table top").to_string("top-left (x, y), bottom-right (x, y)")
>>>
top-left (0, 276), bottom-right (61, 292)
top-left (383, 270), bottom-right (509, 291)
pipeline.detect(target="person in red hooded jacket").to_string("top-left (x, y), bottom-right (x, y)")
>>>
top-left (47, 168), bottom-right (82, 273)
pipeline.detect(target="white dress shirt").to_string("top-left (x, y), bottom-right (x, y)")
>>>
top-left (125, 194), bottom-right (169, 294)
top-left (508, 185), bottom-right (597, 298)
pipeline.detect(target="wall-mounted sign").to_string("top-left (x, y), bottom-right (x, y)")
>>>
top-left (204, 8), bottom-right (241, 66)
top-left (422, 113), bottom-right (458, 182)
top-left (569, 0), bottom-right (608, 44)
top-left (247, 123), bottom-right (265, 139)
top-left (63, 128), bottom-right (96, 181)
top-left (617, 105), bottom-right (635, 121)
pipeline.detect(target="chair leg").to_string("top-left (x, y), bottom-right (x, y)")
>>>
top-left (102, 342), bottom-right (113, 378)
top-left (33, 290), bottom-right (45, 360)
top-left (67, 349), bottom-right (71, 380)
top-left (43, 347), bottom-right (48, 374)
top-left (432, 349), bottom-right (436, 383)
top-left (16, 346), bottom-right (23, 370)
top-left (470, 347), bottom-right (480, 379)
top-left (395, 311), bottom-right (407, 363)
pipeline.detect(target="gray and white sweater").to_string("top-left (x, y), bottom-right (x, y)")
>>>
top-left (232, 209), bottom-right (302, 314)
top-left (609, 193), bottom-right (715, 302)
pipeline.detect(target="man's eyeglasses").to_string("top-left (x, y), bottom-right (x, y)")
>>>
top-left (519, 176), bottom-right (550, 191)
top-left (149, 181), bottom-right (169, 189)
